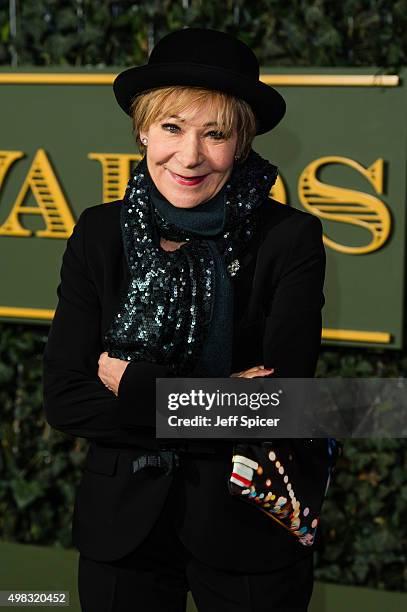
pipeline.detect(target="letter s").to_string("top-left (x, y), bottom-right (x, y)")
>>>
top-left (298, 156), bottom-right (391, 254)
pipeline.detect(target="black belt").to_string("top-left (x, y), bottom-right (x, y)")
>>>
top-left (131, 441), bottom-right (233, 476)
top-left (132, 449), bottom-right (180, 476)
top-left (94, 440), bottom-right (233, 477)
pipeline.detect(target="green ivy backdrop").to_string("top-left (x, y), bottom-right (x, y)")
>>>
top-left (1, 0), bottom-right (407, 69)
top-left (1, 0), bottom-right (406, 595)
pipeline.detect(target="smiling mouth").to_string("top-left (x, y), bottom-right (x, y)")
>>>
top-left (168, 169), bottom-right (209, 185)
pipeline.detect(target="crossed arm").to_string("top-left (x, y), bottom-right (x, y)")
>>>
top-left (43, 208), bottom-right (325, 443)
top-left (42, 209), bottom-right (169, 442)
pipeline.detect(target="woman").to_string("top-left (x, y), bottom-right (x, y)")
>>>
top-left (43, 28), bottom-right (325, 612)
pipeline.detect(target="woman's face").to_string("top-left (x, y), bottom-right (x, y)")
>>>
top-left (139, 103), bottom-right (238, 208)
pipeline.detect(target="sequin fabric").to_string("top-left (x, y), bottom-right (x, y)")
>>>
top-left (103, 149), bottom-right (278, 376)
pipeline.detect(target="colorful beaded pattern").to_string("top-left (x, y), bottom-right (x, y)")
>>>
top-left (230, 438), bottom-right (342, 547)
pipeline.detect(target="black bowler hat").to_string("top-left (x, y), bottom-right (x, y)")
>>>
top-left (113, 27), bottom-right (286, 135)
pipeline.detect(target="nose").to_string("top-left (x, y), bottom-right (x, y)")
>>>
top-left (177, 132), bottom-right (203, 168)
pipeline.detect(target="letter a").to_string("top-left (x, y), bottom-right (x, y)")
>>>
top-left (0, 148), bottom-right (75, 238)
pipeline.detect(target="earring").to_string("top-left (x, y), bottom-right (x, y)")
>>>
top-left (234, 154), bottom-right (240, 161)
top-left (141, 137), bottom-right (148, 145)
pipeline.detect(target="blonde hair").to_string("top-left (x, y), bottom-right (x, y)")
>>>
top-left (129, 86), bottom-right (257, 163)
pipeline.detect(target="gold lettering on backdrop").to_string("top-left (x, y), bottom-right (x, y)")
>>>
top-left (88, 153), bottom-right (141, 202)
top-left (298, 156), bottom-right (391, 254)
top-left (0, 150), bottom-right (25, 184)
top-left (0, 148), bottom-right (75, 238)
top-left (269, 175), bottom-right (287, 204)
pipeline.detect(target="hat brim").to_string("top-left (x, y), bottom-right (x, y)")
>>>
top-left (113, 62), bottom-right (286, 135)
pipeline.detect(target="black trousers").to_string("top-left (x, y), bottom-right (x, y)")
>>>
top-left (78, 466), bottom-right (314, 612)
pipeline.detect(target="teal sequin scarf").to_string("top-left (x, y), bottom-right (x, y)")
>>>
top-left (103, 149), bottom-right (278, 376)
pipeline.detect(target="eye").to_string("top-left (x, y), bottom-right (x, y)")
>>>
top-left (161, 123), bottom-right (180, 133)
top-left (207, 130), bottom-right (226, 140)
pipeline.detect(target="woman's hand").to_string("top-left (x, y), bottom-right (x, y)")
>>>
top-left (98, 351), bottom-right (129, 396)
top-left (160, 237), bottom-right (188, 252)
top-left (230, 364), bottom-right (274, 378)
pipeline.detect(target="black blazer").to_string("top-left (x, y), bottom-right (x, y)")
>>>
top-left (42, 196), bottom-right (325, 573)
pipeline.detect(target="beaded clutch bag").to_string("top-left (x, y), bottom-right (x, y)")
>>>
top-left (228, 438), bottom-right (342, 546)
